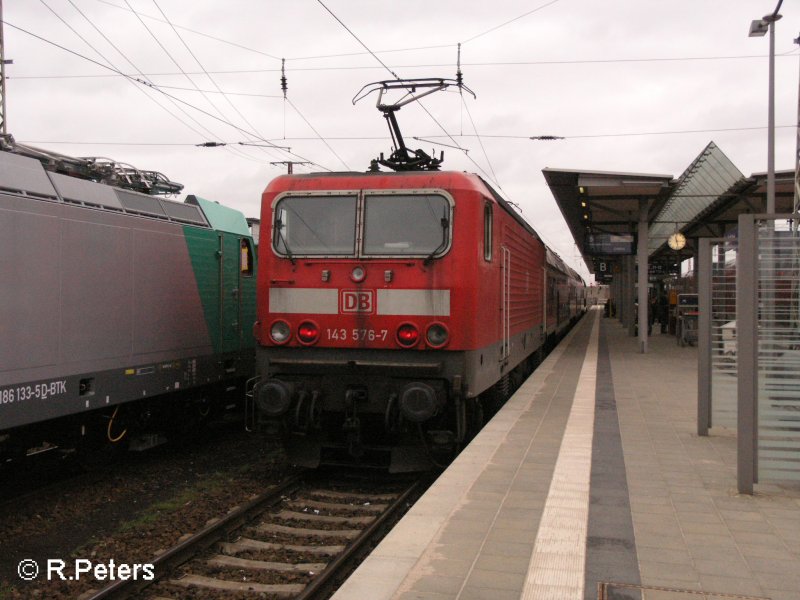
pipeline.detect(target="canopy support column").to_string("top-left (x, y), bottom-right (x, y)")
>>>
top-left (638, 198), bottom-right (650, 353)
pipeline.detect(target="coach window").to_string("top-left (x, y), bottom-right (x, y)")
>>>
top-left (484, 203), bottom-right (493, 261)
top-left (363, 193), bottom-right (451, 256)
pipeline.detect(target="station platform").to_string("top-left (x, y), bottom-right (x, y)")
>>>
top-left (331, 308), bottom-right (800, 600)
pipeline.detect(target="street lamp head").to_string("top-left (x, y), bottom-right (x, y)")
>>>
top-left (749, 19), bottom-right (769, 37)
top-left (750, 12), bottom-right (782, 36)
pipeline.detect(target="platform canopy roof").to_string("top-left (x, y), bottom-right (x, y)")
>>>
top-left (543, 141), bottom-right (797, 276)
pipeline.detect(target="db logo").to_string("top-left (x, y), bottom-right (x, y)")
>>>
top-left (341, 290), bottom-right (374, 313)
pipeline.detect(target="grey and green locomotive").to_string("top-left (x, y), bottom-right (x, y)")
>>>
top-left (0, 143), bottom-right (257, 461)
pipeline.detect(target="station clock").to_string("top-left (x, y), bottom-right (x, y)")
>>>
top-left (668, 232), bottom-right (686, 251)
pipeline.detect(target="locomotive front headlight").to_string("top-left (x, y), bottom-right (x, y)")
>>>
top-left (297, 320), bottom-right (320, 345)
top-left (426, 323), bottom-right (449, 348)
top-left (269, 320), bottom-right (291, 344)
top-left (396, 323), bottom-right (420, 348)
top-left (350, 266), bottom-right (366, 282)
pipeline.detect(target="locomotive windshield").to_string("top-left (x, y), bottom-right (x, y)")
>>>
top-left (272, 191), bottom-right (451, 258)
top-left (363, 194), bottom-right (450, 256)
top-left (273, 195), bottom-right (357, 255)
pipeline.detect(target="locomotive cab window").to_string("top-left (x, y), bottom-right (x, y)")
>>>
top-left (484, 202), bottom-right (493, 261)
top-left (273, 194), bottom-right (357, 256)
top-left (363, 193), bottom-right (451, 257)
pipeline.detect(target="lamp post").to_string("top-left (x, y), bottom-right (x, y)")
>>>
top-left (750, 2), bottom-right (783, 214)
top-left (748, 4), bottom-right (784, 487)
top-left (795, 33), bottom-right (800, 226)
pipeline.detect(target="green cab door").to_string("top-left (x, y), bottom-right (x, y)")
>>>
top-left (219, 233), bottom-right (242, 353)
top-left (219, 233), bottom-right (257, 353)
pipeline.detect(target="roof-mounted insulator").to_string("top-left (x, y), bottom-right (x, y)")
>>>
top-left (281, 58), bottom-right (287, 99)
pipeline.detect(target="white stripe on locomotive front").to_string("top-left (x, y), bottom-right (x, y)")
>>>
top-left (269, 288), bottom-right (450, 316)
top-left (376, 289), bottom-right (449, 316)
top-left (270, 289), bottom-right (339, 314)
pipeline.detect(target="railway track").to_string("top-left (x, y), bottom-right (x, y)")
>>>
top-left (85, 470), bottom-right (424, 600)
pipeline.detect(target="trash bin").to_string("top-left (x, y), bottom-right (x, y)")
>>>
top-left (675, 294), bottom-right (699, 347)
top-left (678, 311), bottom-right (698, 347)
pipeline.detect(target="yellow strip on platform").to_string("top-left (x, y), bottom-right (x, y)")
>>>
top-left (521, 310), bottom-right (599, 600)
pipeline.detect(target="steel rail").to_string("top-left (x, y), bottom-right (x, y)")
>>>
top-left (85, 470), bottom-right (306, 600)
top-left (293, 477), bottom-right (422, 600)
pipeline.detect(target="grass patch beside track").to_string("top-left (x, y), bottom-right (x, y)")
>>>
top-left (116, 470), bottom-right (241, 533)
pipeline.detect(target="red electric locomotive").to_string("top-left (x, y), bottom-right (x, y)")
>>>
top-left (251, 79), bottom-right (585, 471)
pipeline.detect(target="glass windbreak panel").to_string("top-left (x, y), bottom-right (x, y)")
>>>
top-left (273, 195), bottom-right (357, 256)
top-left (710, 240), bottom-right (737, 428)
top-left (756, 220), bottom-right (800, 482)
top-left (363, 194), bottom-right (450, 256)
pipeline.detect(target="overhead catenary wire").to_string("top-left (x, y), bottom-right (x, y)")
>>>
top-left (14, 6), bottom-right (315, 168)
top-left (275, 58), bottom-right (347, 173)
top-left (95, 0), bottom-right (281, 60)
top-left (20, 140), bottom-right (205, 146)
top-left (315, 0), bottom-right (400, 79)
top-left (460, 94), bottom-right (504, 193)
top-left (25, 123), bottom-right (795, 148)
top-left (115, 83), bottom-right (283, 98)
top-left (314, 0), bottom-right (505, 191)
top-left (286, 97), bottom-right (351, 170)
top-left (440, 125), bottom-right (798, 139)
top-left (3, 20), bottom-right (330, 171)
top-left (412, 137), bottom-right (470, 152)
top-left (92, 0), bottom-right (800, 67)
top-left (99, 0), bottom-right (560, 64)
top-left (57, 0), bottom-right (269, 165)
top-left (149, 0), bottom-right (287, 164)
top-left (461, 0), bottom-right (562, 44)
top-left (9, 3), bottom-right (776, 282)
top-left (9, 52), bottom-right (795, 81)
top-left (122, 0), bottom-right (269, 165)
top-left (450, 42), bottom-right (508, 194)
top-left (38, 0), bottom-right (245, 162)
top-left (98, 0), bottom-right (461, 63)
top-left (94, 0), bottom-right (557, 64)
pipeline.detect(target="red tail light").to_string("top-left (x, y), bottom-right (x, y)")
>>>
top-left (297, 320), bottom-right (320, 345)
top-left (396, 323), bottom-right (420, 347)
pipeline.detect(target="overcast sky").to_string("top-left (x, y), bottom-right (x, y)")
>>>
top-left (4, 0), bottom-right (799, 279)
